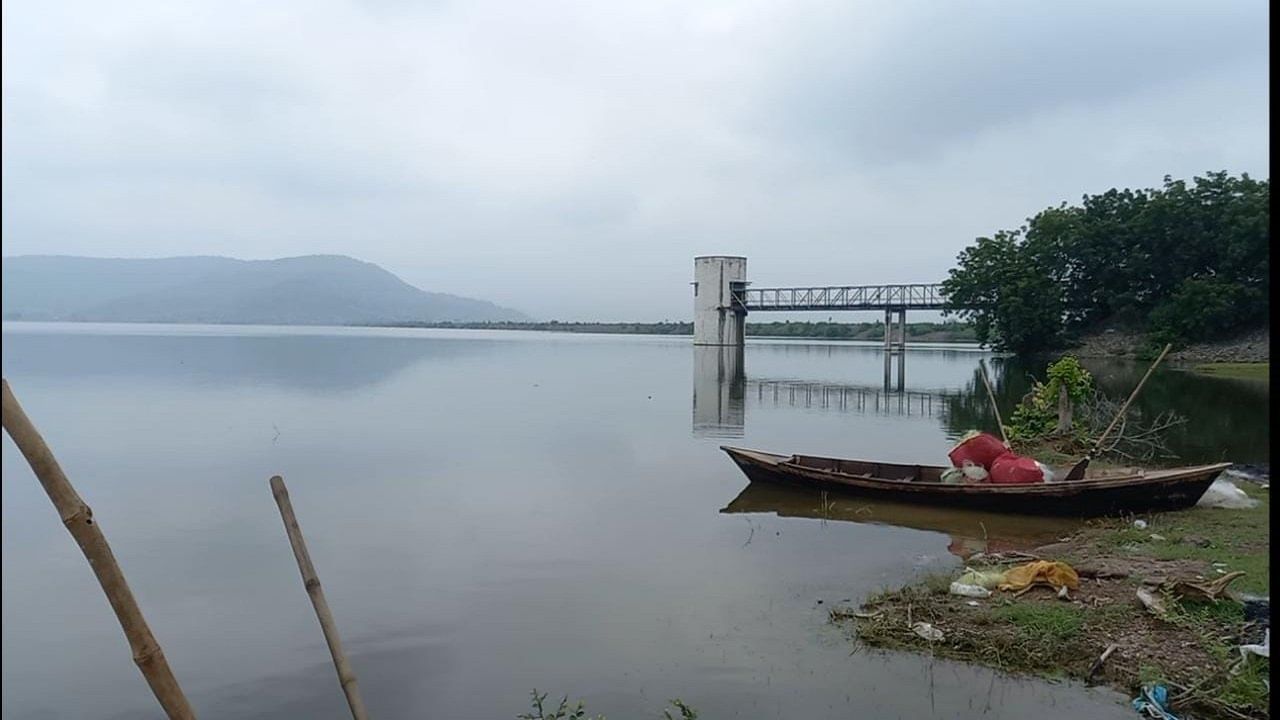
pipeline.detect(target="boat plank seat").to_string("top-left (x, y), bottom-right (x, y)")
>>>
top-left (791, 455), bottom-right (933, 482)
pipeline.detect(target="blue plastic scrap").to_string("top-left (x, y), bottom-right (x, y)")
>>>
top-left (1131, 684), bottom-right (1179, 720)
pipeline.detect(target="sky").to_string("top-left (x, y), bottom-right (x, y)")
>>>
top-left (1, 0), bottom-right (1270, 321)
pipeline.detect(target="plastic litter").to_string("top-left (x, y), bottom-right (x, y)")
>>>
top-left (956, 568), bottom-right (1007, 590)
top-left (940, 467), bottom-right (965, 484)
top-left (1131, 684), bottom-right (1179, 719)
top-left (960, 461), bottom-right (989, 482)
top-left (1034, 460), bottom-right (1054, 483)
top-left (911, 621), bottom-right (943, 642)
top-left (1196, 478), bottom-right (1259, 509)
top-left (948, 431), bottom-right (1007, 471)
top-left (997, 560), bottom-right (1080, 592)
top-left (949, 582), bottom-right (991, 598)
top-left (1133, 519), bottom-right (1148, 529)
top-left (1237, 628), bottom-right (1270, 661)
top-left (1136, 588), bottom-right (1169, 619)
top-left (989, 452), bottom-right (1049, 484)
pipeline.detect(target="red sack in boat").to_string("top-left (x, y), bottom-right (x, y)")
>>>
top-left (947, 431), bottom-right (1008, 471)
top-left (988, 453), bottom-right (1049, 484)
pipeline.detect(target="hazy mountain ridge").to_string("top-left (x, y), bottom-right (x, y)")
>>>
top-left (1, 254), bottom-right (529, 324)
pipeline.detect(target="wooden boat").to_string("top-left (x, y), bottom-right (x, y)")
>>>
top-left (721, 446), bottom-right (1231, 516)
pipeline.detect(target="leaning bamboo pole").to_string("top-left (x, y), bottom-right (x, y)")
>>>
top-left (269, 475), bottom-right (370, 720)
top-left (1, 379), bottom-right (196, 719)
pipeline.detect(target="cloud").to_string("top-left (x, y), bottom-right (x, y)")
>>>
top-left (1, 0), bottom-right (1269, 320)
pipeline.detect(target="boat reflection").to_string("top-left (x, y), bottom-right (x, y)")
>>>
top-left (719, 481), bottom-right (1080, 559)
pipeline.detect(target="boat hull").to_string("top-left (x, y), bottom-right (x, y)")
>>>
top-left (721, 446), bottom-right (1228, 517)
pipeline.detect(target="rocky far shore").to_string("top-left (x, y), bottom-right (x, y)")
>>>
top-left (1069, 328), bottom-right (1269, 364)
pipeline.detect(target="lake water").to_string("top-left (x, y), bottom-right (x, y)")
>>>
top-left (1, 324), bottom-right (1267, 719)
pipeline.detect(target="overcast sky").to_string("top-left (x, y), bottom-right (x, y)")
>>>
top-left (1, 0), bottom-right (1269, 321)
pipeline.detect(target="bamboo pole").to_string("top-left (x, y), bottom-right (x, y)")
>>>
top-left (269, 475), bottom-right (370, 720)
top-left (1063, 343), bottom-right (1173, 481)
top-left (977, 359), bottom-right (1010, 446)
top-left (0, 379), bottom-right (196, 719)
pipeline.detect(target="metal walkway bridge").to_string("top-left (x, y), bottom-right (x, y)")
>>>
top-left (692, 257), bottom-right (970, 349)
top-left (732, 283), bottom-right (955, 351)
top-left (735, 284), bottom-right (951, 312)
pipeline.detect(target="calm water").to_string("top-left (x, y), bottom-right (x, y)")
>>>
top-left (1, 324), bottom-right (1267, 719)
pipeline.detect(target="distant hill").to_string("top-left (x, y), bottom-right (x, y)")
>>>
top-left (1, 255), bottom-right (530, 325)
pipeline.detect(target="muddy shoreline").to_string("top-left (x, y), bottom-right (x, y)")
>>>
top-left (833, 482), bottom-right (1271, 720)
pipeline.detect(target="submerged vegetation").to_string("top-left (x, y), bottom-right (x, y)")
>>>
top-left (943, 172), bottom-right (1269, 355)
top-left (516, 691), bottom-right (698, 720)
top-left (1194, 363), bottom-right (1271, 381)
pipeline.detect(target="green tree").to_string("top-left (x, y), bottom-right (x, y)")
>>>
top-left (943, 172), bottom-right (1269, 354)
top-left (941, 229), bottom-right (1064, 354)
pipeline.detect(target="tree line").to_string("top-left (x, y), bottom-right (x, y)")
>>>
top-left (941, 171), bottom-right (1269, 355)
top-left (380, 319), bottom-right (976, 341)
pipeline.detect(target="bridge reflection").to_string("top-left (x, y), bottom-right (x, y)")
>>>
top-left (692, 345), bottom-right (959, 438)
top-left (747, 379), bottom-right (954, 416)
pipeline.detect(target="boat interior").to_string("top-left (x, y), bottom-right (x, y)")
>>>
top-left (787, 455), bottom-right (945, 482)
top-left (785, 453), bottom-right (1149, 483)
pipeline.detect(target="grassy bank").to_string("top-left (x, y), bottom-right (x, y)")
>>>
top-left (835, 484), bottom-right (1270, 720)
top-left (1195, 363), bottom-right (1270, 381)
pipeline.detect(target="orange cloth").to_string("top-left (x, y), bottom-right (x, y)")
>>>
top-left (997, 560), bottom-right (1080, 592)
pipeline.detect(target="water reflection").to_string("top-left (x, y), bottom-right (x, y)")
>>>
top-left (693, 344), bottom-right (939, 436)
top-left (691, 341), bottom-right (1269, 464)
top-left (0, 325), bottom-right (493, 392)
top-left (721, 481), bottom-right (1078, 559)
top-left (941, 358), bottom-right (1270, 463)
top-left (691, 346), bottom-right (745, 438)
top-left (884, 351), bottom-right (905, 392)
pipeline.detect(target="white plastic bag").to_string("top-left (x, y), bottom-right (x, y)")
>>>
top-left (1034, 461), bottom-right (1054, 483)
top-left (949, 582), bottom-right (991, 598)
top-left (1197, 478), bottom-right (1259, 509)
top-left (961, 461), bottom-right (988, 482)
top-left (911, 621), bottom-right (943, 641)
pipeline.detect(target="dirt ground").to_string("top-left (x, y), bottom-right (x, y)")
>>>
top-left (832, 486), bottom-right (1271, 720)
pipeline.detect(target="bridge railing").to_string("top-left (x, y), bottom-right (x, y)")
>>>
top-left (736, 283), bottom-right (950, 311)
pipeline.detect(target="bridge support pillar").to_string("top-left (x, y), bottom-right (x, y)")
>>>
top-left (884, 308), bottom-right (908, 353)
top-left (693, 256), bottom-right (747, 346)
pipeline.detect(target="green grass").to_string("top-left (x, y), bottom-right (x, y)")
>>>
top-left (1219, 657), bottom-right (1271, 709)
top-left (1094, 485), bottom-right (1269, 594)
top-left (1193, 362), bottom-right (1270, 380)
top-left (991, 604), bottom-right (1084, 641)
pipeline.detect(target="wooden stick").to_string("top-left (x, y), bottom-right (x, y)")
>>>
top-left (1091, 343), bottom-right (1173, 455)
top-left (1, 379), bottom-right (196, 719)
top-left (977, 359), bottom-right (1010, 446)
top-left (1086, 643), bottom-right (1118, 683)
top-left (269, 476), bottom-right (370, 720)
top-left (1064, 343), bottom-right (1172, 481)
